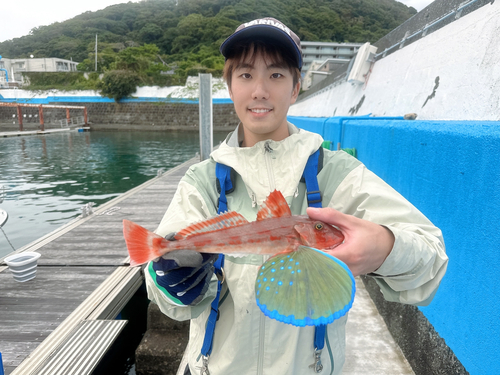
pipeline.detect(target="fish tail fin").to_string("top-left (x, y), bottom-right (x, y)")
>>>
top-left (123, 219), bottom-right (164, 266)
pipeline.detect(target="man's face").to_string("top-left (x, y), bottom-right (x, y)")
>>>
top-left (229, 52), bottom-right (300, 147)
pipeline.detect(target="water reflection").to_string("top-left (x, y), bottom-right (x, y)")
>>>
top-left (0, 130), bottom-right (227, 257)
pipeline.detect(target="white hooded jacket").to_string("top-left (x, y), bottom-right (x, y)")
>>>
top-left (145, 123), bottom-right (448, 375)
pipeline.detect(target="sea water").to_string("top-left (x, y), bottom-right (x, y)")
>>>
top-left (0, 130), bottom-right (227, 258)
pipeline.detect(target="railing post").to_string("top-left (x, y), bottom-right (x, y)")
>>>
top-left (83, 107), bottom-right (88, 125)
top-left (66, 108), bottom-right (71, 126)
top-left (17, 105), bottom-right (23, 131)
top-left (38, 105), bottom-right (44, 132)
top-left (198, 73), bottom-right (213, 161)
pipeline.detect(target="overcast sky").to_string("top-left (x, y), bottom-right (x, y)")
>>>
top-left (0, 0), bottom-right (435, 44)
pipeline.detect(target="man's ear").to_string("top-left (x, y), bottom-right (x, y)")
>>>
top-left (290, 81), bottom-right (301, 104)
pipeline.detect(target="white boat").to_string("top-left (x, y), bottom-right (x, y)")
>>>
top-left (0, 208), bottom-right (7, 228)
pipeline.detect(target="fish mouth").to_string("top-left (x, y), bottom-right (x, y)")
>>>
top-left (323, 242), bottom-right (344, 251)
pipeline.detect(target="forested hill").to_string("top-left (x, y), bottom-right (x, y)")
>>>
top-left (0, 0), bottom-right (416, 64)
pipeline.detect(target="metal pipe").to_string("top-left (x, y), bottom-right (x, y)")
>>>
top-left (198, 73), bottom-right (213, 161)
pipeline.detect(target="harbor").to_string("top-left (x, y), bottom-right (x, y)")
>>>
top-left (0, 131), bottom-right (413, 375)
top-left (0, 151), bottom-right (197, 374)
top-left (0, 139), bottom-right (415, 374)
top-left (1, 0), bottom-right (500, 374)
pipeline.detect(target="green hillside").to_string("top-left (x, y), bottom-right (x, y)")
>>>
top-left (0, 0), bottom-right (416, 94)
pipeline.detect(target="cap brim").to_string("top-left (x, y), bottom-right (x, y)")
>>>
top-left (220, 25), bottom-right (302, 69)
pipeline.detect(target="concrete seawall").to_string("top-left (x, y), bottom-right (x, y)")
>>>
top-left (290, 116), bottom-right (500, 375)
top-left (290, 1), bottom-right (500, 121)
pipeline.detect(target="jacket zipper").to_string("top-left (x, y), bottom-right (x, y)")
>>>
top-left (264, 141), bottom-right (276, 191)
top-left (257, 312), bottom-right (266, 375)
top-left (258, 142), bottom-right (274, 375)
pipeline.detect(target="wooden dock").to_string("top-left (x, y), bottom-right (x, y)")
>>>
top-left (1, 151), bottom-right (416, 375)
top-left (0, 127), bottom-right (90, 138)
top-left (0, 156), bottom-right (199, 375)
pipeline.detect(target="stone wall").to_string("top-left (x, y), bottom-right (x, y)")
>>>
top-left (0, 102), bottom-right (239, 132)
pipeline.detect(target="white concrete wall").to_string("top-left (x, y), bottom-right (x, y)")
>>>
top-left (0, 77), bottom-right (231, 100)
top-left (290, 2), bottom-right (500, 121)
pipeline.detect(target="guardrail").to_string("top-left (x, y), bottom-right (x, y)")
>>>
top-left (0, 103), bottom-right (88, 131)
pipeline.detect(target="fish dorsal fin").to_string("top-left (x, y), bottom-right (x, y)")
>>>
top-left (256, 190), bottom-right (292, 221)
top-left (175, 211), bottom-right (249, 239)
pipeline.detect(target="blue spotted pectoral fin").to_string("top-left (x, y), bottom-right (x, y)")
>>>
top-left (255, 246), bottom-right (355, 327)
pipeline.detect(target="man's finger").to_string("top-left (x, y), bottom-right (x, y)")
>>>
top-left (306, 207), bottom-right (352, 230)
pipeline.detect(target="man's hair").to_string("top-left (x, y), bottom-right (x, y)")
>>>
top-left (223, 39), bottom-right (301, 90)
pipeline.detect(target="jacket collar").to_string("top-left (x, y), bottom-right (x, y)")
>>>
top-left (211, 122), bottom-right (324, 205)
top-left (225, 122), bottom-right (301, 148)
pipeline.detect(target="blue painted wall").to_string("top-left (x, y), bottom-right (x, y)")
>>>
top-left (0, 94), bottom-right (233, 105)
top-left (289, 115), bottom-right (500, 375)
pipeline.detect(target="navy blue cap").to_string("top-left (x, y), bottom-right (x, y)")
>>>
top-left (220, 18), bottom-right (303, 70)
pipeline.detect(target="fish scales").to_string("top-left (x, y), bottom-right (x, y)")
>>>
top-left (161, 216), bottom-right (310, 255)
top-left (123, 190), bottom-right (344, 267)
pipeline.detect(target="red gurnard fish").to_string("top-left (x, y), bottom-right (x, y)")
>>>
top-left (124, 190), bottom-right (356, 328)
top-left (123, 190), bottom-right (344, 267)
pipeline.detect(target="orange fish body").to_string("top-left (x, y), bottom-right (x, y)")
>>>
top-left (123, 190), bottom-right (344, 267)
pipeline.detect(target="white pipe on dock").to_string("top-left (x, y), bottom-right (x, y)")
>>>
top-left (199, 73), bottom-right (213, 161)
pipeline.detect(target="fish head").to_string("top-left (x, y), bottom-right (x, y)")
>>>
top-left (294, 221), bottom-right (344, 250)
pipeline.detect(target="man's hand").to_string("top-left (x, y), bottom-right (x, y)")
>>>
top-left (307, 207), bottom-right (395, 277)
top-left (152, 232), bottom-right (218, 305)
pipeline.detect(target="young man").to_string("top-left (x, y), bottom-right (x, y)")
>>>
top-left (146, 18), bottom-right (448, 375)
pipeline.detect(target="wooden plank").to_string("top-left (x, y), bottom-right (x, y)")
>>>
top-left (0, 267), bottom-right (114, 371)
top-left (0, 156), bottom-right (199, 374)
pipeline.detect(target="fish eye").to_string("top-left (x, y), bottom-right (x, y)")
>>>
top-left (315, 223), bottom-right (324, 230)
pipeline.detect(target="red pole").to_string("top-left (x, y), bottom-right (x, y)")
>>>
top-left (39, 105), bottom-right (45, 131)
top-left (17, 105), bottom-right (23, 131)
top-left (66, 108), bottom-right (70, 126)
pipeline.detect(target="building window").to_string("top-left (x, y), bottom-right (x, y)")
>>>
top-left (17, 62), bottom-right (25, 68)
top-left (56, 61), bottom-right (69, 71)
top-left (0, 62), bottom-right (4, 69)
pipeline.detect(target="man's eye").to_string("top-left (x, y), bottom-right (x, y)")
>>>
top-left (241, 73), bottom-right (251, 79)
top-left (271, 73), bottom-right (283, 79)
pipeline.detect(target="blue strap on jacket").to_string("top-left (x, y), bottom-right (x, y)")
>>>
top-left (201, 149), bottom-right (326, 365)
top-left (304, 150), bottom-right (327, 355)
top-left (200, 163), bottom-right (231, 358)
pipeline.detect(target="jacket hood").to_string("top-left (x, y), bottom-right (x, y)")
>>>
top-left (210, 122), bottom-right (324, 205)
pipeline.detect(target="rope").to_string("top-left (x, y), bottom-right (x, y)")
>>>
top-left (0, 226), bottom-right (16, 252)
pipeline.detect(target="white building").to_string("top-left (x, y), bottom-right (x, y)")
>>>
top-left (0, 57), bottom-right (79, 87)
top-left (301, 58), bottom-right (352, 91)
top-left (301, 41), bottom-right (363, 73)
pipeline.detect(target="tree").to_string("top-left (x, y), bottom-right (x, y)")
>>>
top-left (98, 70), bottom-right (141, 101)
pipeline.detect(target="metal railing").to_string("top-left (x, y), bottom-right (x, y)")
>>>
top-left (56, 116), bottom-right (86, 128)
top-left (375, 0), bottom-right (484, 60)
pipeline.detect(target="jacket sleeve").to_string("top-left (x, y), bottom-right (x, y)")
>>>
top-left (329, 164), bottom-right (448, 306)
top-left (145, 177), bottom-right (219, 321)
